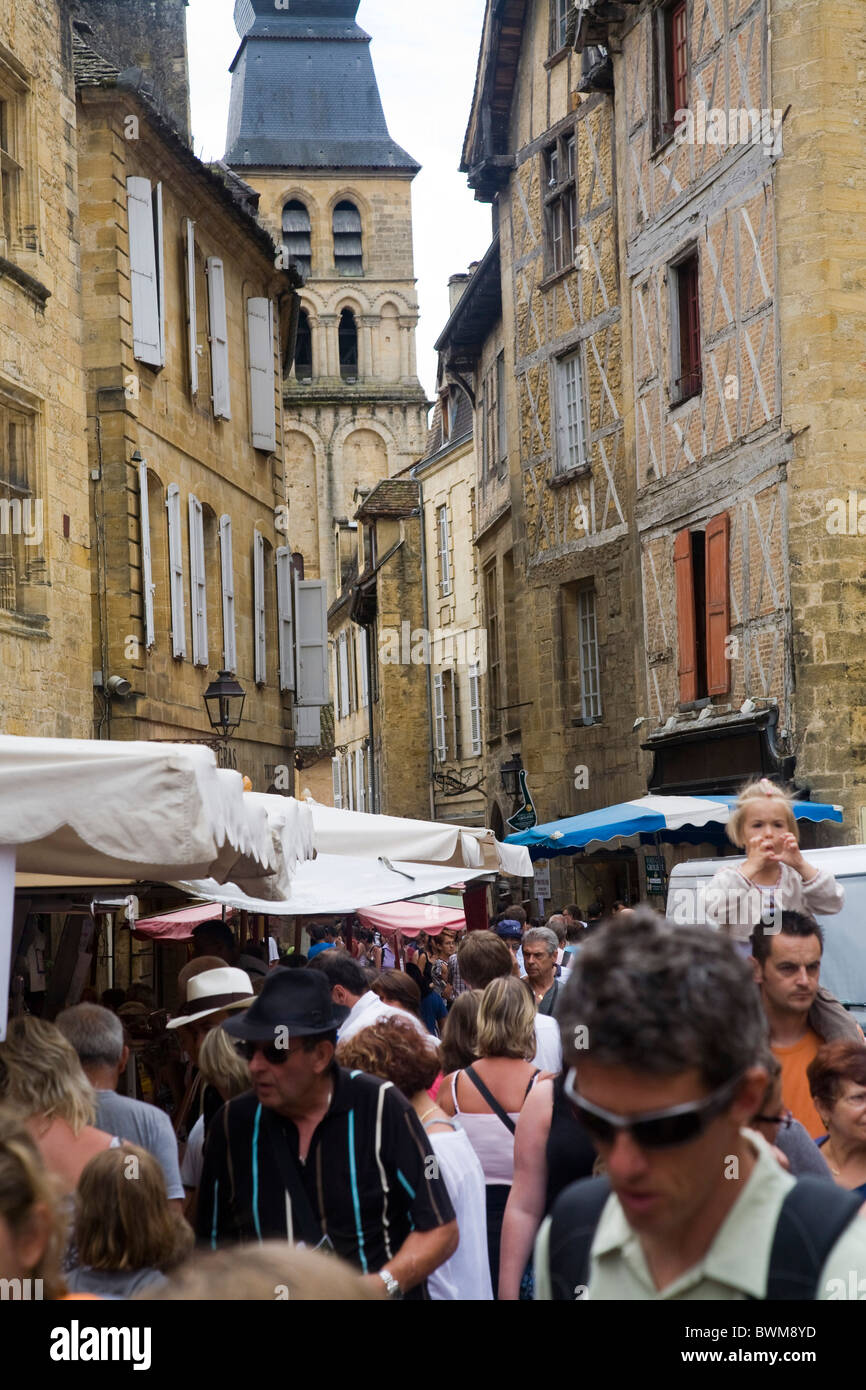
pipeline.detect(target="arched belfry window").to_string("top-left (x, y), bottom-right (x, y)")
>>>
top-left (339, 309), bottom-right (359, 381)
top-left (282, 200), bottom-right (311, 279)
top-left (333, 201), bottom-right (363, 276)
top-left (295, 308), bottom-right (313, 381)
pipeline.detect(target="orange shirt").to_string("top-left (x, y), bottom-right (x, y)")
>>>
top-left (772, 1028), bottom-right (824, 1139)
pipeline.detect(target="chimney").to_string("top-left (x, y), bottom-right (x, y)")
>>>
top-left (78, 0), bottom-right (192, 142)
top-left (448, 272), bottom-right (472, 313)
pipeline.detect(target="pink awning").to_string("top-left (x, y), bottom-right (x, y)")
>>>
top-left (133, 902), bottom-right (236, 942)
top-left (356, 900), bottom-right (466, 938)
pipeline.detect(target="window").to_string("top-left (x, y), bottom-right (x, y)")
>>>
top-left (469, 665), bottom-right (482, 756)
top-left (339, 309), bottom-right (359, 381)
top-left (358, 629), bottom-right (370, 708)
top-left (207, 258), bottom-right (231, 419)
top-left (253, 529), bottom-right (266, 685)
top-left (555, 350), bottom-right (588, 474)
top-left (219, 515), bottom-right (237, 672)
top-left (138, 460), bottom-right (156, 649)
top-left (338, 631), bottom-right (350, 719)
top-left (437, 504), bottom-right (452, 597)
top-left (185, 221), bottom-right (198, 397)
top-left (485, 564), bottom-right (501, 736)
top-left (496, 353), bottom-right (508, 470)
top-left (276, 546), bottom-right (294, 692)
top-left (282, 200), bottom-right (311, 279)
top-left (656, 0), bottom-right (689, 143)
top-left (165, 484), bottom-right (186, 659)
top-left (0, 51), bottom-right (33, 260)
top-left (333, 200), bottom-right (363, 276)
top-left (295, 309), bottom-right (313, 382)
top-left (0, 399), bottom-right (41, 618)
top-left (355, 746), bottom-right (366, 812)
top-left (674, 514), bottom-right (730, 703)
top-left (345, 751), bottom-right (355, 810)
top-left (0, 95), bottom-right (21, 251)
top-left (550, 0), bottom-right (573, 54)
top-left (433, 671), bottom-right (448, 763)
top-left (127, 178), bottom-right (165, 369)
top-left (671, 251), bottom-right (702, 403)
top-left (578, 589), bottom-right (602, 720)
top-left (332, 756), bottom-right (343, 809)
top-left (188, 495), bottom-right (208, 667)
top-left (294, 577), bottom-right (329, 707)
top-left (248, 298), bottom-right (277, 452)
top-left (544, 133), bottom-right (577, 276)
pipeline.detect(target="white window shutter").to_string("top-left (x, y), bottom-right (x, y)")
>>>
top-left (165, 484), bottom-right (186, 659)
top-left (359, 631), bottom-right (369, 708)
top-left (294, 577), bottom-right (329, 706)
top-left (331, 755), bottom-right (343, 809)
top-left (154, 183), bottom-right (166, 366)
top-left (355, 746), bottom-right (365, 811)
top-left (333, 647), bottom-right (342, 720)
top-left (339, 631), bottom-right (350, 719)
top-left (450, 669), bottom-right (459, 760)
top-left (276, 546), bottom-right (295, 691)
top-left (219, 516), bottom-right (236, 672)
top-left (127, 177), bottom-right (162, 368)
top-left (188, 496), bottom-right (208, 667)
top-left (433, 672), bottom-right (446, 763)
top-left (346, 752), bottom-right (354, 811)
top-left (247, 297), bottom-right (277, 452)
top-left (138, 460), bottom-right (156, 649)
top-left (253, 529), bottom-right (266, 684)
top-left (207, 257), bottom-right (231, 420)
top-left (186, 220), bottom-right (198, 396)
top-left (469, 664), bottom-right (482, 755)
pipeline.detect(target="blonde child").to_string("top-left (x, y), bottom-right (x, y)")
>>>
top-left (707, 778), bottom-right (844, 942)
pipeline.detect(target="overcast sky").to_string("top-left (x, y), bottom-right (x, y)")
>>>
top-left (186, 0), bottom-right (493, 399)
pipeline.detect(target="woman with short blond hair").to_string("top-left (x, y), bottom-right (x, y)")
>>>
top-left (0, 1017), bottom-right (116, 1196)
top-left (439, 975), bottom-right (551, 1298)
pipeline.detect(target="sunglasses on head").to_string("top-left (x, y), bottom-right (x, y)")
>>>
top-left (235, 1038), bottom-right (299, 1065)
top-left (564, 1067), bottom-right (744, 1150)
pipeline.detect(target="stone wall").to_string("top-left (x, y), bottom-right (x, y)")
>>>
top-left (78, 0), bottom-right (191, 140)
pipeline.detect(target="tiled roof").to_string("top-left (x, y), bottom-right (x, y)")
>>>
top-left (72, 29), bottom-right (120, 86)
top-left (420, 387), bottom-right (474, 463)
top-left (355, 479), bottom-right (421, 519)
top-left (225, 4), bottom-right (418, 172)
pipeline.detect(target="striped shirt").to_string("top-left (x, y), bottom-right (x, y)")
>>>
top-left (196, 1068), bottom-right (455, 1298)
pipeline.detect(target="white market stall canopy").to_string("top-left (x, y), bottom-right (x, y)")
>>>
top-left (304, 798), bottom-right (533, 878)
top-left (176, 853), bottom-right (492, 916)
top-left (0, 736), bottom-right (312, 896)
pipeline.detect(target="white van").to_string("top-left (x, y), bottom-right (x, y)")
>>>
top-left (666, 845), bottom-right (866, 1027)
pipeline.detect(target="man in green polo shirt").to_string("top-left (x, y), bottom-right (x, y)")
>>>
top-left (535, 909), bottom-right (866, 1301)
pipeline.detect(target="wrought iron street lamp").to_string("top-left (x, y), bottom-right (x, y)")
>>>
top-left (500, 752), bottom-right (524, 800)
top-left (203, 671), bottom-right (246, 741)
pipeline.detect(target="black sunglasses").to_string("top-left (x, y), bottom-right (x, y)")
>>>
top-left (235, 1038), bottom-right (299, 1065)
top-left (564, 1068), bottom-right (744, 1150)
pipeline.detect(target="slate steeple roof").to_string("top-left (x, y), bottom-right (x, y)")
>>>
top-left (225, 0), bottom-right (419, 174)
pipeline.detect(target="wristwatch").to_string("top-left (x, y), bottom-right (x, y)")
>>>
top-left (377, 1268), bottom-right (402, 1299)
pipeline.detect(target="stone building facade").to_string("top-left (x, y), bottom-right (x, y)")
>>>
top-left (461, 0), bottom-right (643, 906)
top-left (577, 0), bottom-right (866, 861)
top-left (224, 0), bottom-right (429, 616)
top-left (0, 0), bottom-right (93, 738)
top-left (75, 28), bottom-right (307, 790)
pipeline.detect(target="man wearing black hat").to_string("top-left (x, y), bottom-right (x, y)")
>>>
top-left (196, 969), bottom-right (458, 1299)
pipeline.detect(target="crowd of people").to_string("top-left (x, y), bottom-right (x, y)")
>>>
top-left (2, 777), bottom-right (866, 1301)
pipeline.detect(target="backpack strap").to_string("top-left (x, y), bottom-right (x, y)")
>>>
top-left (464, 1065), bottom-right (516, 1135)
top-left (760, 1177), bottom-right (863, 1300)
top-left (546, 1176), bottom-right (612, 1300)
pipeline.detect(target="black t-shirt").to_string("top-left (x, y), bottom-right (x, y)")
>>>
top-left (197, 1067), bottom-right (455, 1296)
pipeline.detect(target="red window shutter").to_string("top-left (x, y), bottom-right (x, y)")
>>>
top-left (671, 2), bottom-right (688, 112)
top-left (705, 512), bottom-right (730, 695)
top-left (674, 527), bottom-right (698, 703)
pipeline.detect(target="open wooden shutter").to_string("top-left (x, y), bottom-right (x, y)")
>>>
top-left (355, 746), bottom-right (365, 811)
top-left (153, 183), bottom-right (165, 367)
top-left (127, 177), bottom-right (162, 368)
top-left (188, 496), bottom-right (208, 667)
top-left (207, 257), bottom-right (231, 419)
top-left (433, 672), bottom-right (446, 762)
top-left (276, 546), bottom-right (295, 691)
top-left (253, 530), bottom-right (266, 684)
top-left (331, 756), bottom-right (343, 809)
top-left (705, 512), bottom-right (731, 695)
top-left (294, 577), bottom-right (329, 706)
top-left (247, 298), bottom-right (277, 452)
top-left (339, 631), bottom-right (350, 717)
top-left (138, 460), bottom-right (155, 649)
top-left (219, 515), bottom-right (236, 672)
top-left (359, 631), bottom-right (369, 708)
top-left (186, 220), bottom-right (198, 396)
top-left (346, 751), bottom-right (354, 811)
top-left (674, 527), bottom-right (698, 703)
top-left (166, 484), bottom-right (186, 659)
top-left (469, 664), bottom-right (481, 754)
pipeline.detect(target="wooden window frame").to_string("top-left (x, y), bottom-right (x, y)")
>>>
top-left (577, 588), bottom-right (602, 722)
top-left (555, 348), bottom-right (589, 475)
top-left (655, 0), bottom-right (690, 147)
top-left (544, 132), bottom-right (578, 278)
top-left (0, 49), bottom-right (34, 262)
top-left (670, 249), bottom-right (702, 405)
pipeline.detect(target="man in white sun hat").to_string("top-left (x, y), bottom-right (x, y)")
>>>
top-left (167, 965), bottom-right (256, 1190)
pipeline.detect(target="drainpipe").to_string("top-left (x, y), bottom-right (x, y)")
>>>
top-left (415, 478), bottom-right (436, 821)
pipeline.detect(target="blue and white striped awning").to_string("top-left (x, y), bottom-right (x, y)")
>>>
top-left (505, 794), bottom-right (843, 861)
